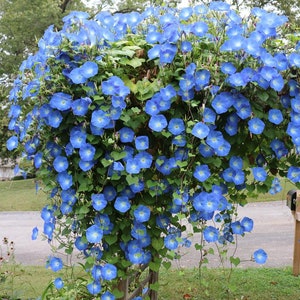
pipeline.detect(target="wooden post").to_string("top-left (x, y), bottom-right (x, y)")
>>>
top-left (292, 190), bottom-right (300, 276)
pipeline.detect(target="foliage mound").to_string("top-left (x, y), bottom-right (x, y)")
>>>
top-left (6, 2), bottom-right (300, 298)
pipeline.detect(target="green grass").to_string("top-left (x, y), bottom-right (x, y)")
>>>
top-left (1, 265), bottom-right (300, 299)
top-left (0, 179), bottom-right (48, 211)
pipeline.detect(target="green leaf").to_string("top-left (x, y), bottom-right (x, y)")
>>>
top-left (105, 235), bottom-right (118, 245)
top-left (150, 281), bottom-right (160, 292)
top-left (149, 261), bottom-right (160, 272)
top-left (120, 57), bottom-right (145, 68)
top-left (162, 261), bottom-right (171, 270)
top-left (152, 237), bottom-right (164, 251)
top-left (101, 158), bottom-right (113, 167)
top-left (126, 174), bottom-right (139, 185)
top-left (111, 151), bottom-right (126, 161)
top-left (230, 256), bottom-right (241, 267)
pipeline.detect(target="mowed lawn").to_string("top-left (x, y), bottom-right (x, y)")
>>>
top-left (0, 179), bottom-right (48, 211)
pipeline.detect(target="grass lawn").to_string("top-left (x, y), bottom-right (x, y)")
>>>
top-left (0, 179), bottom-right (48, 211)
top-left (1, 265), bottom-right (300, 299)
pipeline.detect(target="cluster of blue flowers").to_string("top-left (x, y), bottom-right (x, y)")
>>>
top-left (6, 1), bottom-right (300, 297)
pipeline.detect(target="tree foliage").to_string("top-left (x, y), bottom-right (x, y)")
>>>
top-left (0, 0), bottom-right (85, 77)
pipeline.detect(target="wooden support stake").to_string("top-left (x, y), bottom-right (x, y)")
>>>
top-left (293, 190), bottom-right (300, 276)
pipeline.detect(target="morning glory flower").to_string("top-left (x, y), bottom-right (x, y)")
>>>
top-left (79, 143), bottom-right (96, 161)
top-left (6, 136), bottom-right (18, 151)
top-left (71, 97), bottom-right (91, 116)
top-left (91, 265), bottom-right (102, 281)
top-left (203, 107), bottom-right (216, 123)
top-left (241, 217), bottom-right (254, 232)
top-left (47, 110), bottom-right (63, 128)
top-left (248, 118), bottom-right (265, 134)
top-left (119, 127), bottom-right (135, 143)
top-left (221, 62), bottom-right (237, 75)
top-left (92, 193), bottom-right (108, 211)
top-left (34, 152), bottom-right (43, 168)
top-left (215, 140), bottom-right (231, 157)
top-left (91, 110), bottom-right (110, 129)
top-left (79, 160), bottom-right (95, 171)
top-left (80, 61), bottom-right (98, 78)
top-left (287, 166), bottom-right (300, 183)
top-left (252, 167), bottom-right (268, 181)
top-left (134, 205), bottom-right (151, 223)
top-left (114, 196), bottom-right (131, 213)
top-left (149, 114), bottom-right (168, 132)
top-left (231, 221), bottom-right (244, 235)
top-left (31, 227), bottom-right (38, 240)
top-left (168, 118), bottom-right (185, 135)
top-left (53, 156), bottom-right (69, 173)
top-left (181, 40), bottom-right (192, 53)
top-left (86, 224), bottom-right (103, 243)
top-left (268, 109), bottom-right (283, 125)
top-left (135, 136), bottom-right (149, 150)
top-left (206, 130), bottom-right (224, 149)
top-left (191, 122), bottom-right (210, 139)
top-left (135, 151), bottom-right (153, 169)
top-left (253, 249), bottom-right (267, 264)
top-left (103, 186), bottom-right (117, 202)
top-left (211, 92), bottom-right (234, 114)
top-left (49, 92), bottom-right (72, 111)
top-left (47, 256), bottom-right (63, 272)
top-left (198, 143), bottom-right (214, 157)
top-left (54, 277), bottom-right (64, 289)
top-left (195, 69), bottom-right (210, 90)
top-left (99, 291), bottom-right (115, 300)
top-left (164, 234), bottom-right (179, 250)
top-left (191, 21), bottom-right (208, 37)
top-left (203, 226), bottom-right (219, 242)
top-left (101, 263), bottom-right (117, 281)
top-left (87, 281), bottom-right (102, 295)
top-left (193, 164), bottom-right (211, 182)
top-left (57, 171), bottom-right (73, 190)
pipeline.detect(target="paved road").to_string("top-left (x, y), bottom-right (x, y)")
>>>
top-left (0, 201), bottom-right (295, 268)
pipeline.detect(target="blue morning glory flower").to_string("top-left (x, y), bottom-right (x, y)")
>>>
top-left (34, 152), bottom-right (43, 168)
top-left (221, 62), bottom-right (237, 75)
top-left (198, 143), bottom-right (214, 157)
top-left (168, 118), bottom-right (185, 135)
top-left (47, 110), bottom-right (63, 128)
top-left (135, 151), bottom-right (153, 169)
top-left (253, 248), bottom-right (267, 264)
top-left (92, 193), bottom-right (108, 211)
top-left (241, 217), bottom-right (254, 232)
top-left (100, 291), bottom-right (115, 300)
top-left (252, 167), bottom-right (267, 181)
top-left (159, 43), bottom-right (177, 64)
top-left (53, 156), bottom-right (69, 173)
top-left (75, 236), bottom-right (88, 251)
top-left (57, 171), bottom-right (73, 190)
top-left (149, 114), bottom-right (168, 132)
top-left (71, 97), bottom-right (91, 116)
top-left (119, 127), bottom-right (135, 143)
top-left (31, 227), bottom-right (38, 240)
top-left (79, 160), bottom-right (95, 172)
top-left (54, 277), bottom-right (64, 289)
top-left (231, 221), bottom-right (244, 235)
top-left (193, 164), bottom-right (211, 182)
top-left (126, 158), bottom-right (141, 174)
top-left (164, 234), bottom-right (179, 250)
top-left (91, 265), bottom-right (102, 281)
top-left (248, 118), bottom-right (265, 134)
top-left (91, 109), bottom-right (110, 129)
top-left (134, 205), bottom-right (151, 223)
top-left (6, 136), bottom-right (18, 151)
top-left (268, 109), bottom-right (283, 125)
top-left (195, 69), bottom-right (210, 90)
top-left (114, 196), bottom-right (131, 213)
top-left (211, 92), bottom-right (234, 114)
top-left (101, 263), bottom-right (117, 281)
top-left (181, 40), bottom-right (192, 53)
top-left (135, 136), bottom-right (149, 150)
top-left (79, 143), bottom-right (96, 161)
top-left (191, 21), bottom-right (208, 37)
top-left (206, 130), bottom-right (224, 149)
top-left (47, 256), bottom-right (63, 272)
top-left (203, 107), bottom-right (216, 123)
top-left (191, 122), bottom-right (210, 139)
top-left (230, 156), bottom-right (243, 170)
top-left (49, 92), bottom-right (72, 111)
top-left (86, 224), bottom-right (103, 243)
top-left (287, 166), bottom-right (300, 183)
top-left (87, 280), bottom-right (102, 295)
top-left (80, 61), bottom-right (98, 78)
top-left (203, 226), bottom-right (219, 242)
